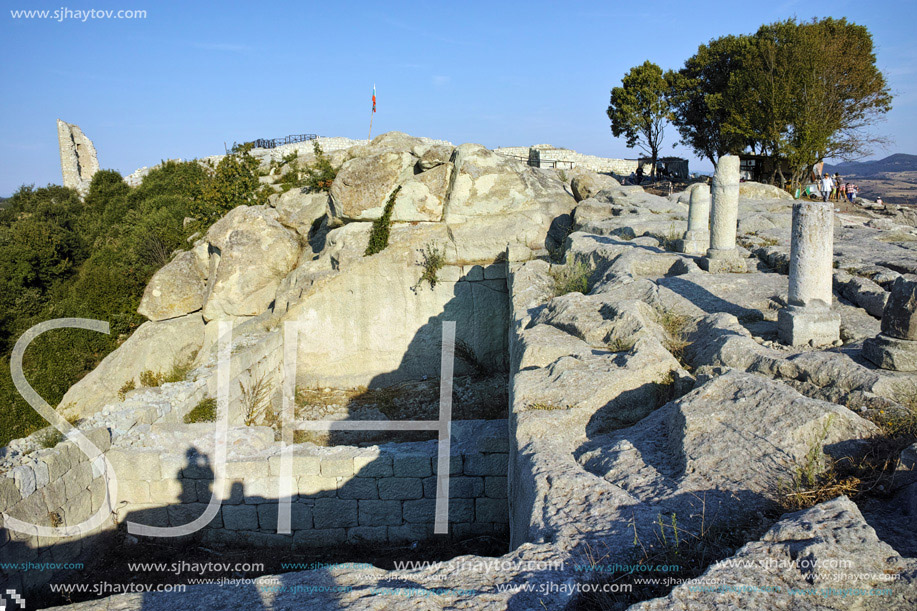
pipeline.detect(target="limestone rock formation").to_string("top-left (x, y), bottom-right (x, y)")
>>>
top-left (569, 168), bottom-right (620, 202)
top-left (57, 119), bottom-right (100, 197)
top-left (739, 180), bottom-right (793, 200)
top-left (137, 250), bottom-right (207, 322)
top-left (201, 205), bottom-right (301, 320)
top-left (633, 497), bottom-right (917, 610)
top-left (57, 313), bottom-right (205, 419)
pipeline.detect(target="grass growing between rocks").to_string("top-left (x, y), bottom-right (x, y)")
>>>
top-left (778, 383), bottom-right (917, 513)
top-left (607, 336), bottom-right (637, 353)
top-left (137, 352), bottom-right (198, 389)
top-left (548, 261), bottom-right (592, 298)
top-left (653, 306), bottom-right (691, 370)
top-left (575, 502), bottom-right (775, 610)
top-left (183, 397), bottom-right (216, 424)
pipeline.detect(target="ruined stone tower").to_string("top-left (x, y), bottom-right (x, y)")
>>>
top-left (57, 119), bottom-right (99, 197)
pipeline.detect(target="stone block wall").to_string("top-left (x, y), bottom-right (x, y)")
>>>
top-left (494, 146), bottom-right (653, 175)
top-left (110, 420), bottom-right (509, 549)
top-left (0, 428), bottom-right (115, 595)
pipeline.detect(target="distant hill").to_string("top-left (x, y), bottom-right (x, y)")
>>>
top-left (825, 154), bottom-right (917, 176)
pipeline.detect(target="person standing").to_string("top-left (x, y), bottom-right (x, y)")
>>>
top-left (838, 181), bottom-right (846, 203)
top-left (832, 173), bottom-right (842, 201)
top-left (820, 173), bottom-right (834, 202)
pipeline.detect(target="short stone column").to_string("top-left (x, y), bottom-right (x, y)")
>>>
top-left (700, 155), bottom-right (746, 272)
top-left (677, 184), bottom-right (711, 254)
top-left (777, 201), bottom-right (840, 346)
top-left (863, 275), bottom-right (917, 370)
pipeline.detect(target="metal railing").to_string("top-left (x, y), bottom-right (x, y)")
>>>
top-left (247, 133), bottom-right (318, 150)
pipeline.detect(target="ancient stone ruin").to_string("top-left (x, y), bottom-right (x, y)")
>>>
top-left (56, 119), bottom-right (99, 198)
top-left (3, 131), bottom-right (917, 610)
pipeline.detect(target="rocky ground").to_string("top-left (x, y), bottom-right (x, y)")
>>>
top-left (4, 133), bottom-right (917, 610)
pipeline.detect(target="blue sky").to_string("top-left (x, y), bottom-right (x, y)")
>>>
top-left (2, 0), bottom-right (916, 196)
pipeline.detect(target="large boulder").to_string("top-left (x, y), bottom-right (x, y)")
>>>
top-left (739, 180), bottom-right (793, 200)
top-left (329, 151), bottom-right (417, 220)
top-left (632, 496), bottom-right (917, 611)
top-left (137, 250), bottom-right (207, 321)
top-left (201, 206), bottom-right (301, 320)
top-left (444, 143), bottom-right (575, 222)
top-left (273, 189), bottom-right (329, 238)
top-left (58, 313), bottom-right (205, 419)
top-left (569, 169), bottom-right (620, 202)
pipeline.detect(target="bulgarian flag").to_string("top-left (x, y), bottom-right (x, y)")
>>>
top-left (372, 84), bottom-right (376, 113)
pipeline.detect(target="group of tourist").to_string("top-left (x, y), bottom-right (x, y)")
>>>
top-left (817, 172), bottom-right (859, 203)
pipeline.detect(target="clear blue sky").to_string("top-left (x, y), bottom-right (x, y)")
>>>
top-left (2, 0), bottom-right (915, 196)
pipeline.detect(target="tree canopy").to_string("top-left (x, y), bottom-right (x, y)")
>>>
top-left (606, 61), bottom-right (671, 179)
top-left (612, 17), bottom-right (892, 187)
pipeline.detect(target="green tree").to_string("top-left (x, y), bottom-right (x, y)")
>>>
top-left (193, 143), bottom-right (269, 223)
top-left (607, 61), bottom-right (672, 180)
top-left (668, 34), bottom-right (755, 166)
top-left (680, 18), bottom-right (891, 187)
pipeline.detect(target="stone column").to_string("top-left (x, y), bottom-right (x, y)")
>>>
top-left (700, 155), bottom-right (746, 272)
top-left (777, 201), bottom-right (840, 346)
top-left (677, 184), bottom-right (711, 254)
top-left (863, 275), bottom-right (917, 370)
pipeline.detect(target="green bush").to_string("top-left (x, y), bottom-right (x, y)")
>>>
top-left (184, 397), bottom-right (217, 423)
top-left (192, 143), bottom-right (268, 223)
top-left (365, 186), bottom-right (401, 256)
top-left (0, 154), bottom-right (253, 446)
top-left (301, 141), bottom-right (339, 192)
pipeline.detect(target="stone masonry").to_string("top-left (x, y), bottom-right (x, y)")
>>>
top-left (864, 274), bottom-right (917, 370)
top-left (700, 155), bottom-right (747, 272)
top-left (778, 201), bottom-right (841, 347)
top-left (677, 184), bottom-right (711, 254)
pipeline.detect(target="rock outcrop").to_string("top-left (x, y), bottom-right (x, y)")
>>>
top-left (57, 119), bottom-right (99, 197)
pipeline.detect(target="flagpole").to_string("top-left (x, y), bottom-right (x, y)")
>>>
top-left (368, 107), bottom-right (374, 141)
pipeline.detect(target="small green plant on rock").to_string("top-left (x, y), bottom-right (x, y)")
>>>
top-left (118, 379), bottom-right (137, 401)
top-left (607, 336), bottom-right (637, 353)
top-left (301, 141), bottom-right (339, 192)
top-left (365, 186), bottom-right (401, 256)
top-left (548, 260), bottom-right (592, 298)
top-left (416, 243), bottom-right (446, 289)
top-left (527, 402), bottom-right (568, 411)
top-left (183, 397), bottom-right (217, 424)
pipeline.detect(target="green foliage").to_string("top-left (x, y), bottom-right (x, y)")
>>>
top-left (547, 261), bottom-right (592, 298)
top-left (301, 142), bottom-right (339, 192)
top-left (364, 186), bottom-right (401, 256)
top-left (0, 158), bottom-right (226, 446)
top-left (416, 243), bottom-right (446, 289)
top-left (192, 143), bottom-right (268, 223)
top-left (607, 61), bottom-right (672, 179)
top-left (669, 17), bottom-right (891, 187)
top-left (667, 34), bottom-right (754, 166)
top-left (184, 397), bottom-right (217, 424)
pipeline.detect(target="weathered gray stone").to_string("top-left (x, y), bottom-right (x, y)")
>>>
top-left (392, 454), bottom-right (432, 478)
top-left (336, 477), bottom-right (378, 500)
top-left (779, 201), bottom-right (839, 347)
top-left (463, 454), bottom-right (508, 477)
top-left (702, 155), bottom-right (744, 272)
top-left (880, 274), bottom-right (917, 340)
top-left (329, 151), bottom-right (416, 221)
top-left (631, 497), bottom-right (916, 611)
top-left (863, 334), bottom-right (917, 371)
top-left (475, 498), bottom-right (508, 523)
top-left (221, 504), bottom-right (258, 530)
top-left (138, 251), bottom-right (207, 322)
top-left (570, 169), bottom-right (620, 202)
top-left (312, 498), bottom-right (358, 529)
top-left (678, 183), bottom-right (710, 254)
top-left (377, 478), bottom-right (423, 500)
top-left (357, 500), bottom-right (402, 526)
top-left (57, 119), bottom-right (99, 197)
top-left (202, 206), bottom-right (300, 320)
top-left (257, 502), bottom-right (311, 531)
